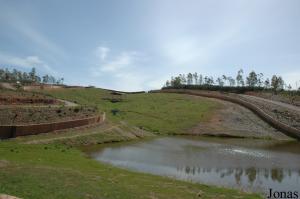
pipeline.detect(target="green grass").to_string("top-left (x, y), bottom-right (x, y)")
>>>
top-left (0, 141), bottom-right (262, 199)
top-left (0, 88), bottom-right (263, 198)
top-left (14, 121), bottom-right (154, 146)
top-left (41, 88), bottom-right (218, 134)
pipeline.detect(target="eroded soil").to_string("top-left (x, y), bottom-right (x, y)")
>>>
top-left (188, 96), bottom-right (291, 140)
top-left (0, 106), bottom-right (98, 125)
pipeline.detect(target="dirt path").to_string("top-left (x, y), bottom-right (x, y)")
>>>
top-left (0, 194), bottom-right (21, 199)
top-left (25, 123), bottom-right (115, 144)
top-left (0, 83), bottom-right (16, 90)
top-left (240, 94), bottom-right (300, 113)
top-left (24, 119), bottom-right (153, 145)
top-left (0, 99), bottom-right (78, 109)
top-left (188, 95), bottom-right (291, 140)
top-left (56, 99), bottom-right (78, 107)
top-left (237, 94), bottom-right (300, 130)
top-left (159, 89), bottom-right (300, 139)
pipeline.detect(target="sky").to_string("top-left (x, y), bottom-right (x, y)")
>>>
top-left (0, 0), bottom-right (300, 91)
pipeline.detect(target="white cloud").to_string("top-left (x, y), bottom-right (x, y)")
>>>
top-left (282, 71), bottom-right (300, 89)
top-left (17, 24), bottom-right (66, 60)
top-left (95, 46), bottom-right (110, 61)
top-left (0, 5), bottom-right (67, 61)
top-left (0, 53), bottom-right (57, 75)
top-left (161, 28), bottom-right (238, 70)
top-left (112, 72), bottom-right (145, 91)
top-left (89, 46), bottom-right (150, 91)
top-left (101, 51), bottom-right (140, 72)
top-left (146, 74), bottom-right (172, 89)
top-left (92, 46), bottom-right (143, 74)
top-left (163, 37), bottom-right (202, 65)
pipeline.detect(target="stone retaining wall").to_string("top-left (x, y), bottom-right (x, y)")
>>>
top-left (0, 114), bottom-right (103, 139)
top-left (157, 89), bottom-right (300, 140)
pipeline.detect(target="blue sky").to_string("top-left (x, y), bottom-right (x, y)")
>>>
top-left (0, 0), bottom-right (300, 91)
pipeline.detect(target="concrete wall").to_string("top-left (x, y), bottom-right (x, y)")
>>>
top-left (0, 114), bottom-right (103, 139)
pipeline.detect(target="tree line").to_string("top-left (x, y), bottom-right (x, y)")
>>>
top-left (164, 69), bottom-right (298, 93)
top-left (0, 67), bottom-right (64, 85)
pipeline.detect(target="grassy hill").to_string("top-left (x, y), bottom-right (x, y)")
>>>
top-left (41, 88), bottom-right (218, 134)
top-left (0, 88), bottom-right (262, 199)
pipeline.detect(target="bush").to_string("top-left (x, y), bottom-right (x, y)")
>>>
top-left (162, 85), bottom-right (300, 96)
top-left (163, 85), bottom-right (267, 93)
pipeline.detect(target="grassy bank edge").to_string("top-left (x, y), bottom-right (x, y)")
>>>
top-left (0, 135), bottom-right (263, 199)
top-left (0, 88), bottom-right (263, 198)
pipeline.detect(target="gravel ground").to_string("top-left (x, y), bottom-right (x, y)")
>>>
top-left (237, 94), bottom-right (300, 130)
top-left (241, 94), bottom-right (300, 112)
top-left (244, 91), bottom-right (300, 107)
top-left (188, 96), bottom-right (290, 140)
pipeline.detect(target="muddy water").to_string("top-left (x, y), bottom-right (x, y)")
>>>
top-left (85, 137), bottom-right (300, 193)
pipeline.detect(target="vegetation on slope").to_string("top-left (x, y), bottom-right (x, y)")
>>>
top-left (163, 69), bottom-right (299, 92)
top-left (1, 106), bottom-right (98, 125)
top-left (0, 67), bottom-right (63, 85)
top-left (0, 140), bottom-right (261, 199)
top-left (42, 88), bottom-right (218, 134)
top-left (0, 88), bottom-right (262, 198)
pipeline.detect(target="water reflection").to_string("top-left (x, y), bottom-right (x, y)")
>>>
top-left (178, 166), bottom-right (300, 183)
top-left (85, 136), bottom-right (300, 193)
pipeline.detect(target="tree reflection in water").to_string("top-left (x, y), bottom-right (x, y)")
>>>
top-left (88, 136), bottom-right (300, 193)
top-left (177, 166), bottom-right (299, 185)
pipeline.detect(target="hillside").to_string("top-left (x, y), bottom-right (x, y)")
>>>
top-left (0, 87), bottom-right (263, 199)
top-left (41, 88), bottom-right (218, 135)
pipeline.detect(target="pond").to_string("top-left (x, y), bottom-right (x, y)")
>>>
top-left (84, 136), bottom-right (300, 194)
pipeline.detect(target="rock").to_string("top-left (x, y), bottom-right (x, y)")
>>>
top-left (197, 190), bottom-right (204, 197)
top-left (0, 194), bottom-right (22, 199)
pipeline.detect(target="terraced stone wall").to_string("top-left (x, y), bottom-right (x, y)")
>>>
top-left (0, 114), bottom-right (103, 139)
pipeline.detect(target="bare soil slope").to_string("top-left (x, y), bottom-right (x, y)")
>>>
top-left (188, 96), bottom-right (290, 140)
